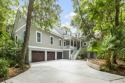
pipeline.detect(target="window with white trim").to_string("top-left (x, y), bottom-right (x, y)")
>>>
top-left (15, 36), bottom-right (18, 43)
top-left (23, 31), bottom-right (26, 38)
top-left (36, 32), bottom-right (42, 43)
top-left (59, 39), bottom-right (62, 46)
top-left (50, 36), bottom-right (53, 45)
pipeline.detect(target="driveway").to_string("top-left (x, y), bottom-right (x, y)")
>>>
top-left (3, 60), bottom-right (125, 83)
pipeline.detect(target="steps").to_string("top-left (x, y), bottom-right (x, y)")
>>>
top-left (71, 48), bottom-right (82, 60)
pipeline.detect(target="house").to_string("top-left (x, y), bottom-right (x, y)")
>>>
top-left (12, 9), bottom-right (84, 63)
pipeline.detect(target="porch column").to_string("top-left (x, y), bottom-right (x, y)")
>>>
top-left (29, 48), bottom-right (31, 63)
top-left (55, 51), bottom-right (57, 60)
top-left (69, 49), bottom-right (71, 59)
top-left (45, 51), bottom-right (47, 61)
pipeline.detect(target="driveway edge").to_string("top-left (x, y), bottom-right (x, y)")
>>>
top-left (87, 59), bottom-right (101, 71)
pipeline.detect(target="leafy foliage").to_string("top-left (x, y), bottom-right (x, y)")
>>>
top-left (62, 26), bottom-right (71, 32)
top-left (32, 0), bottom-right (62, 31)
top-left (0, 59), bottom-right (9, 77)
top-left (72, 0), bottom-right (125, 65)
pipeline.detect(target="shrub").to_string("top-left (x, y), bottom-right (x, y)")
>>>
top-left (0, 39), bottom-right (22, 67)
top-left (101, 66), bottom-right (110, 72)
top-left (76, 56), bottom-right (81, 60)
top-left (0, 59), bottom-right (9, 78)
top-left (77, 50), bottom-right (87, 59)
top-left (119, 57), bottom-right (125, 62)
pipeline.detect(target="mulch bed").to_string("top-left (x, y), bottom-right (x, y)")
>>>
top-left (88, 59), bottom-right (125, 76)
top-left (0, 65), bottom-right (30, 82)
top-left (88, 59), bottom-right (106, 66)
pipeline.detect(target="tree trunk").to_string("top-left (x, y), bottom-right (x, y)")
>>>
top-left (115, 0), bottom-right (120, 26)
top-left (110, 54), bottom-right (117, 64)
top-left (110, 0), bottom-right (120, 64)
top-left (21, 0), bottom-right (35, 69)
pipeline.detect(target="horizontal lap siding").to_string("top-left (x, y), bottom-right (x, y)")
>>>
top-left (29, 27), bottom-right (63, 49)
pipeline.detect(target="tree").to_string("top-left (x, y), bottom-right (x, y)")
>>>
top-left (21, 0), bottom-right (35, 68)
top-left (62, 26), bottom-right (71, 32)
top-left (72, 0), bottom-right (125, 65)
top-left (0, 0), bottom-right (19, 56)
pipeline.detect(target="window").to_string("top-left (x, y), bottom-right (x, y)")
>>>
top-left (90, 42), bottom-right (93, 44)
top-left (50, 36), bottom-right (53, 45)
top-left (64, 41), bottom-right (66, 46)
top-left (76, 34), bottom-right (77, 37)
top-left (84, 42), bottom-right (86, 46)
top-left (23, 31), bottom-right (26, 38)
top-left (59, 39), bottom-right (62, 46)
top-left (66, 31), bottom-right (67, 35)
top-left (36, 31), bottom-right (42, 43)
top-left (15, 36), bottom-right (18, 43)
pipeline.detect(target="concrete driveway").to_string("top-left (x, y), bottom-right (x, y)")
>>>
top-left (3, 60), bottom-right (125, 83)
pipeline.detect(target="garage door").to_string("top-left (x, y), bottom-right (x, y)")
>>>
top-left (32, 51), bottom-right (45, 62)
top-left (57, 52), bottom-right (62, 59)
top-left (47, 52), bottom-right (55, 61)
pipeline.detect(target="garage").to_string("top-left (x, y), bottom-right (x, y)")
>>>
top-left (47, 52), bottom-right (55, 61)
top-left (57, 52), bottom-right (62, 59)
top-left (32, 51), bottom-right (45, 62)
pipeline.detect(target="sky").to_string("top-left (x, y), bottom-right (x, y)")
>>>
top-left (58, 0), bottom-right (77, 33)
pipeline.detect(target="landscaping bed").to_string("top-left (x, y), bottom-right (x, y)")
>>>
top-left (0, 65), bottom-right (30, 82)
top-left (88, 59), bottom-right (125, 76)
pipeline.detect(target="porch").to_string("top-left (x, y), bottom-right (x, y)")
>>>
top-left (63, 39), bottom-right (83, 50)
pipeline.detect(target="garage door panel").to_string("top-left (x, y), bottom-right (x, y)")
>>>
top-left (47, 52), bottom-right (55, 61)
top-left (32, 51), bottom-right (45, 62)
top-left (57, 52), bottom-right (62, 59)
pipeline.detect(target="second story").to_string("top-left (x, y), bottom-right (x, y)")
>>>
top-left (13, 9), bottom-right (85, 50)
top-left (13, 9), bottom-right (64, 49)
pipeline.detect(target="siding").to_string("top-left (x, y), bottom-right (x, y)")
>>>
top-left (15, 24), bottom-right (26, 41)
top-left (29, 27), bottom-right (63, 49)
top-left (14, 13), bottom-right (26, 32)
top-left (14, 12), bottom-right (64, 50)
